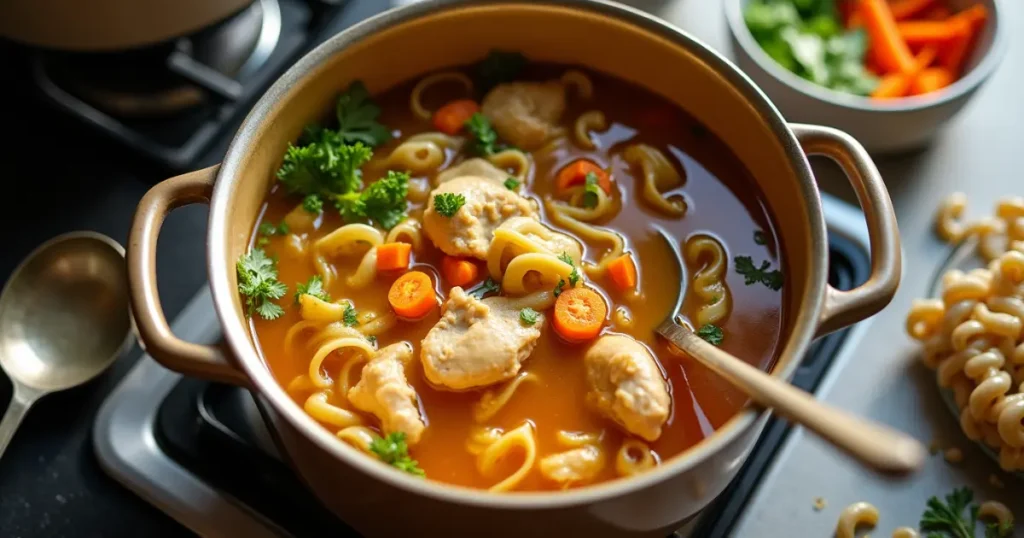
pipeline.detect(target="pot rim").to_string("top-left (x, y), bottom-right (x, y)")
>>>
top-left (209, 0), bottom-right (828, 509)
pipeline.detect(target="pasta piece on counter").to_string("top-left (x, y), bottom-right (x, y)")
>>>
top-left (834, 502), bottom-right (879, 538)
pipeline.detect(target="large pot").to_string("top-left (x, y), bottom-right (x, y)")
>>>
top-left (127, 1), bottom-right (902, 536)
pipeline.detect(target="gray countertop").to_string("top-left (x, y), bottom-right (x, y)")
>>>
top-left (644, 0), bottom-right (1024, 535)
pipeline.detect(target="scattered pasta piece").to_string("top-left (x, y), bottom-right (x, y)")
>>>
top-left (890, 527), bottom-right (919, 538)
top-left (813, 497), bottom-right (827, 511)
top-left (943, 447), bottom-right (964, 464)
top-left (835, 502), bottom-right (879, 538)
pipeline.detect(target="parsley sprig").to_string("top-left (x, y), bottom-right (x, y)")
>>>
top-left (582, 172), bottom-right (601, 209)
top-left (921, 487), bottom-right (1012, 538)
top-left (734, 255), bottom-right (783, 291)
top-left (434, 193), bottom-right (466, 217)
top-left (464, 113), bottom-right (500, 157)
top-left (468, 277), bottom-right (501, 299)
top-left (473, 50), bottom-right (527, 94)
top-left (696, 324), bottom-right (724, 346)
top-left (519, 308), bottom-right (539, 326)
top-left (558, 252), bottom-right (581, 287)
top-left (295, 275), bottom-right (330, 304)
top-left (237, 248), bottom-right (287, 320)
top-left (369, 432), bottom-right (424, 477)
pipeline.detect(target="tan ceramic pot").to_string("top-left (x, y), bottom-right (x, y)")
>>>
top-left (127, 1), bottom-right (902, 536)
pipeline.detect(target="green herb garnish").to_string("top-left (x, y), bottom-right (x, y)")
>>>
top-left (582, 172), bottom-right (601, 209)
top-left (369, 432), bottom-right (424, 477)
top-left (236, 249), bottom-right (287, 320)
top-left (277, 137), bottom-right (371, 201)
top-left (558, 252), bottom-right (580, 287)
top-left (303, 194), bottom-right (323, 214)
top-left (735, 255), bottom-right (783, 291)
top-left (474, 50), bottom-right (528, 94)
top-left (468, 277), bottom-right (501, 299)
top-left (519, 307), bottom-right (539, 326)
top-left (334, 80), bottom-right (391, 147)
top-left (696, 324), bottom-right (724, 346)
top-left (367, 335), bottom-right (378, 345)
top-left (553, 279), bottom-right (566, 297)
top-left (336, 170), bottom-right (410, 230)
top-left (920, 487), bottom-right (1012, 538)
top-left (343, 302), bottom-right (359, 327)
top-left (464, 113), bottom-right (500, 157)
top-left (433, 193), bottom-right (466, 217)
top-left (753, 230), bottom-right (767, 245)
top-left (504, 177), bottom-right (520, 190)
top-left (294, 275), bottom-right (330, 304)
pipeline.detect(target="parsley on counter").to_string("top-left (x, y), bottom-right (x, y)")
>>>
top-left (753, 230), bottom-right (767, 245)
top-left (920, 487), bottom-right (1012, 538)
top-left (237, 249), bottom-right (287, 320)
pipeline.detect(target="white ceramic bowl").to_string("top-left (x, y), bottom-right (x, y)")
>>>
top-left (724, 0), bottom-right (1007, 155)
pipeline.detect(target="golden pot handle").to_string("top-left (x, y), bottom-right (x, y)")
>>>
top-left (791, 124), bottom-right (902, 337)
top-left (128, 166), bottom-right (249, 386)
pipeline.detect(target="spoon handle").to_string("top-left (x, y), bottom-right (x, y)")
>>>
top-left (657, 320), bottom-right (926, 475)
top-left (0, 384), bottom-right (42, 459)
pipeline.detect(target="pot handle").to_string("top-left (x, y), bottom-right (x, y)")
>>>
top-left (128, 166), bottom-right (249, 386)
top-left (791, 124), bottom-right (902, 337)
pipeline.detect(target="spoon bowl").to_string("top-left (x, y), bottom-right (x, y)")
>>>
top-left (0, 231), bottom-right (132, 457)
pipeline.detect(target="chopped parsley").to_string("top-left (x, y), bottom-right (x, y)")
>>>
top-left (294, 275), bottom-right (330, 304)
top-left (236, 249), bottom-right (287, 320)
top-left (433, 193), bottom-right (466, 217)
top-left (920, 487), bottom-right (1011, 538)
top-left (473, 50), bottom-right (528, 94)
top-left (303, 194), bottom-right (323, 214)
top-left (278, 132), bottom-right (371, 197)
top-left (696, 324), bottom-right (724, 346)
top-left (464, 113), bottom-right (500, 157)
top-left (582, 172), bottom-right (601, 209)
top-left (366, 335), bottom-right (378, 346)
top-left (519, 307), bottom-right (539, 326)
top-left (753, 230), bottom-right (767, 245)
top-left (734, 255), bottom-right (783, 291)
top-left (558, 252), bottom-right (580, 287)
top-left (468, 277), bottom-right (501, 299)
top-left (368, 432), bottom-right (424, 477)
top-left (342, 302), bottom-right (359, 327)
top-left (336, 170), bottom-right (410, 230)
top-left (259, 221), bottom-right (289, 237)
top-left (333, 80), bottom-right (392, 147)
top-left (504, 177), bottom-right (520, 190)
top-left (553, 279), bottom-right (566, 297)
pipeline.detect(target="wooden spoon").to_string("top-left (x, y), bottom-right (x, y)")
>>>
top-left (655, 230), bottom-right (924, 475)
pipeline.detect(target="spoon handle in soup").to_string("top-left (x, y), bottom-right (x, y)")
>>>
top-left (0, 383), bottom-right (42, 460)
top-left (656, 320), bottom-right (926, 475)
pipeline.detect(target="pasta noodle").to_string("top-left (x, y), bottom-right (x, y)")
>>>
top-left (560, 69), bottom-right (594, 100)
top-left (347, 248), bottom-right (379, 289)
top-left (978, 500), bottom-right (1014, 528)
top-left (304, 391), bottom-right (365, 428)
top-left (834, 501), bottom-right (879, 538)
top-left (308, 332), bottom-right (375, 388)
top-left (502, 252), bottom-right (575, 295)
top-left (314, 223), bottom-right (384, 286)
top-left (335, 354), bottom-right (368, 405)
top-left (466, 426), bottom-right (505, 456)
top-left (298, 295), bottom-right (353, 323)
top-left (573, 110), bottom-right (606, 150)
top-left (891, 527), bottom-right (919, 538)
top-left (336, 425), bottom-right (377, 454)
top-left (684, 234), bottom-right (733, 327)
top-left (385, 218), bottom-right (424, 251)
top-left (283, 203), bottom-right (318, 234)
top-left (486, 218), bottom-right (582, 280)
top-left (472, 372), bottom-right (537, 423)
top-left (615, 438), bottom-right (657, 476)
top-left (486, 149), bottom-right (532, 183)
top-left (622, 144), bottom-right (686, 217)
top-left (476, 422), bottom-right (538, 492)
top-left (547, 183), bottom-right (616, 223)
top-left (409, 72), bottom-right (473, 120)
top-left (544, 198), bottom-right (625, 277)
top-left (934, 194), bottom-right (1024, 262)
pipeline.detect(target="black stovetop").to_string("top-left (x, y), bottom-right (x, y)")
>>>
top-left (0, 1), bottom-right (389, 536)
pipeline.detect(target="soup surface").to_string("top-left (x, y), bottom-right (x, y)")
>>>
top-left (242, 53), bottom-right (785, 491)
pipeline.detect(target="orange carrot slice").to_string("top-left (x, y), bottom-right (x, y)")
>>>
top-left (910, 67), bottom-right (955, 95)
top-left (376, 242), bottom-right (412, 271)
top-left (860, 0), bottom-right (917, 74)
top-left (897, 21), bottom-right (969, 46)
top-left (890, 0), bottom-right (938, 20)
top-left (607, 254), bottom-right (638, 291)
top-left (432, 100), bottom-right (480, 135)
top-left (938, 5), bottom-right (988, 76)
top-left (388, 271), bottom-right (437, 319)
top-left (556, 159), bottom-right (612, 194)
top-left (871, 45), bottom-right (937, 100)
top-left (441, 256), bottom-right (480, 287)
top-left (553, 287), bottom-right (607, 343)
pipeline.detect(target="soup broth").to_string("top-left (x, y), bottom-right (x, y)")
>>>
top-left (244, 56), bottom-right (784, 491)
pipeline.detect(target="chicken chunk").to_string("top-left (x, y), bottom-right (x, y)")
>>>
top-left (538, 445), bottom-right (605, 485)
top-left (498, 216), bottom-right (582, 266)
top-left (423, 175), bottom-right (537, 259)
top-left (436, 158), bottom-right (508, 185)
top-left (481, 81), bottom-right (565, 150)
top-left (347, 342), bottom-right (426, 444)
top-left (421, 287), bottom-right (543, 390)
top-left (584, 335), bottom-right (671, 442)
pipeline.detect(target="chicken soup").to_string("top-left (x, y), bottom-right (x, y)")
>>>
top-left (237, 51), bottom-right (785, 491)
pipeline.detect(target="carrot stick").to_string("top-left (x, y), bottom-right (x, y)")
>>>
top-left (923, 5), bottom-right (952, 20)
top-left (937, 5), bottom-right (989, 76)
top-left (376, 242), bottom-right (412, 271)
top-left (910, 67), bottom-right (955, 95)
top-left (606, 254), bottom-right (638, 291)
top-left (860, 0), bottom-right (917, 74)
top-left (889, 0), bottom-right (937, 20)
top-left (871, 46), bottom-right (937, 100)
top-left (553, 287), bottom-right (607, 343)
top-left (388, 271), bottom-right (437, 319)
top-left (897, 21), bottom-right (969, 46)
top-left (432, 100), bottom-right (479, 135)
top-left (441, 256), bottom-right (479, 287)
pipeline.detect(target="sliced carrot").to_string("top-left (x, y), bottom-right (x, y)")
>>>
top-left (556, 159), bottom-right (612, 194)
top-left (923, 5), bottom-right (952, 20)
top-left (376, 242), bottom-right (412, 271)
top-left (910, 67), bottom-right (955, 95)
top-left (860, 0), bottom-right (917, 74)
top-left (897, 21), bottom-right (969, 46)
top-left (889, 0), bottom-right (937, 20)
top-left (388, 271), bottom-right (437, 319)
top-left (432, 99), bottom-right (479, 135)
top-left (607, 254), bottom-right (638, 291)
top-left (938, 5), bottom-right (988, 76)
top-left (553, 287), bottom-right (607, 343)
top-left (441, 255), bottom-right (480, 287)
top-left (871, 45), bottom-right (937, 100)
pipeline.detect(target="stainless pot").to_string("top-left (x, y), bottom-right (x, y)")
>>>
top-left (127, 1), bottom-right (902, 536)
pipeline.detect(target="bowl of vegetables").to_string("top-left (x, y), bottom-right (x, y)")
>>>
top-left (724, 0), bottom-right (1006, 154)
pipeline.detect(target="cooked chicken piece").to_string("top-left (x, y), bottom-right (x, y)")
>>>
top-left (498, 216), bottom-right (582, 266)
top-left (584, 335), bottom-right (671, 442)
top-left (423, 175), bottom-right (537, 259)
top-left (481, 81), bottom-right (565, 150)
top-left (421, 287), bottom-right (543, 390)
top-left (347, 342), bottom-right (426, 444)
top-left (538, 445), bottom-right (604, 485)
top-left (436, 158), bottom-right (507, 185)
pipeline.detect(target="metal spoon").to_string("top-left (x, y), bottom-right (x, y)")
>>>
top-left (0, 232), bottom-right (133, 459)
top-left (654, 230), bottom-right (925, 475)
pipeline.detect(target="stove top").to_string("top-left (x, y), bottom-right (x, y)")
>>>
top-left (93, 195), bottom-right (874, 538)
